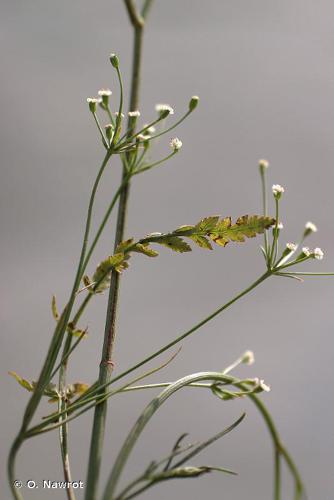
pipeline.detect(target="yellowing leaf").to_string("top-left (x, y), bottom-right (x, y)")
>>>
top-left (132, 243), bottom-right (159, 257)
top-left (51, 295), bottom-right (59, 321)
top-left (154, 235), bottom-right (192, 253)
top-left (209, 215), bottom-right (274, 247)
top-left (67, 322), bottom-right (88, 338)
top-left (190, 234), bottom-right (213, 249)
top-left (195, 216), bottom-right (220, 233)
top-left (9, 371), bottom-right (34, 392)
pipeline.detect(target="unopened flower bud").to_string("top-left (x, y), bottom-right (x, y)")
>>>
top-left (259, 159), bottom-right (269, 174)
top-left (110, 53), bottom-right (119, 68)
top-left (304, 221), bottom-right (318, 238)
top-left (241, 350), bottom-right (255, 365)
top-left (189, 95), bottom-right (199, 111)
top-left (104, 123), bottom-right (114, 142)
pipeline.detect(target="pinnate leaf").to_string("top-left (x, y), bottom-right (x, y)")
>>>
top-left (154, 235), bottom-right (192, 253)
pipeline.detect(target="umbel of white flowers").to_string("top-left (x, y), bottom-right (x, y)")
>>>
top-left (170, 137), bottom-right (183, 151)
top-left (155, 103), bottom-right (174, 115)
top-left (272, 184), bottom-right (285, 199)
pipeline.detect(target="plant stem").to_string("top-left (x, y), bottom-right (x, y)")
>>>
top-left (84, 3), bottom-right (148, 498)
top-left (75, 270), bottom-right (271, 409)
top-left (100, 372), bottom-right (285, 500)
top-left (58, 398), bottom-right (76, 500)
top-left (8, 149), bottom-right (113, 499)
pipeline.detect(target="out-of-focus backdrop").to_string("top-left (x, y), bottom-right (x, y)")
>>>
top-left (1, 1), bottom-right (334, 498)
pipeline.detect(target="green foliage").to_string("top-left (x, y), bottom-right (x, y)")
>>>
top-left (8, 371), bottom-right (34, 392)
top-left (86, 214), bottom-right (274, 295)
top-left (51, 295), bottom-right (59, 321)
top-left (9, 370), bottom-right (89, 405)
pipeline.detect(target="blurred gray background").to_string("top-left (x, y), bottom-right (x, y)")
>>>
top-left (2, 1), bottom-right (334, 498)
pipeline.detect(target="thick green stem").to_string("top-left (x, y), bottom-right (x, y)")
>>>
top-left (84, 4), bottom-right (148, 498)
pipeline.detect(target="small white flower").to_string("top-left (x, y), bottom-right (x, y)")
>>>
top-left (241, 350), bottom-right (255, 365)
top-left (137, 133), bottom-right (150, 141)
top-left (86, 97), bottom-right (101, 112)
top-left (313, 247), bottom-right (324, 260)
top-left (155, 103), bottom-right (174, 115)
top-left (114, 112), bottom-right (125, 118)
top-left (272, 184), bottom-right (285, 196)
top-left (277, 222), bottom-right (284, 230)
top-left (143, 124), bottom-right (156, 134)
top-left (98, 88), bottom-right (112, 97)
top-left (302, 247), bottom-right (311, 257)
top-left (305, 221), bottom-right (317, 233)
top-left (128, 110), bottom-right (141, 117)
top-left (286, 242), bottom-right (297, 252)
top-left (170, 137), bottom-right (182, 151)
top-left (259, 379), bottom-right (271, 392)
top-left (252, 378), bottom-right (271, 392)
top-left (259, 159), bottom-right (269, 169)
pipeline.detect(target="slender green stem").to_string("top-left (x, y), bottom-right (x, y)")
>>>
top-left (26, 350), bottom-right (178, 437)
top-left (260, 167), bottom-right (269, 259)
top-left (141, 0), bottom-right (154, 19)
top-left (30, 269), bottom-right (270, 432)
top-left (279, 271), bottom-right (334, 276)
top-left (58, 398), bottom-right (76, 500)
top-left (269, 198), bottom-right (279, 266)
top-left (8, 149), bottom-right (113, 497)
top-left (73, 271), bottom-right (271, 411)
top-left (274, 449), bottom-right (281, 500)
top-left (93, 112), bottom-right (108, 148)
top-left (134, 151), bottom-right (177, 174)
top-left (100, 372), bottom-right (291, 500)
top-left (85, 5), bottom-right (148, 497)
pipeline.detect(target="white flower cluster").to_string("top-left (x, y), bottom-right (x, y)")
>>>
top-left (170, 137), bottom-right (182, 151)
top-left (305, 221), bottom-right (317, 233)
top-left (302, 246), bottom-right (324, 260)
top-left (272, 184), bottom-right (285, 196)
top-left (253, 378), bottom-right (271, 392)
top-left (286, 242), bottom-right (297, 252)
top-left (98, 89), bottom-right (112, 97)
top-left (155, 103), bottom-right (174, 115)
top-left (128, 110), bottom-right (141, 118)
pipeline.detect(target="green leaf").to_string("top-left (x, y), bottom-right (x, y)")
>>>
top-left (132, 243), bottom-right (159, 257)
top-left (51, 295), bottom-right (59, 321)
top-left (195, 216), bottom-right (220, 233)
top-left (115, 238), bottom-right (134, 254)
top-left (190, 234), bottom-right (213, 250)
top-left (173, 225), bottom-right (195, 234)
top-left (209, 215), bottom-right (275, 247)
top-left (9, 371), bottom-right (34, 392)
top-left (92, 253), bottom-right (130, 293)
top-left (67, 322), bottom-right (88, 338)
top-left (149, 465), bottom-right (236, 481)
top-left (154, 236), bottom-right (192, 253)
